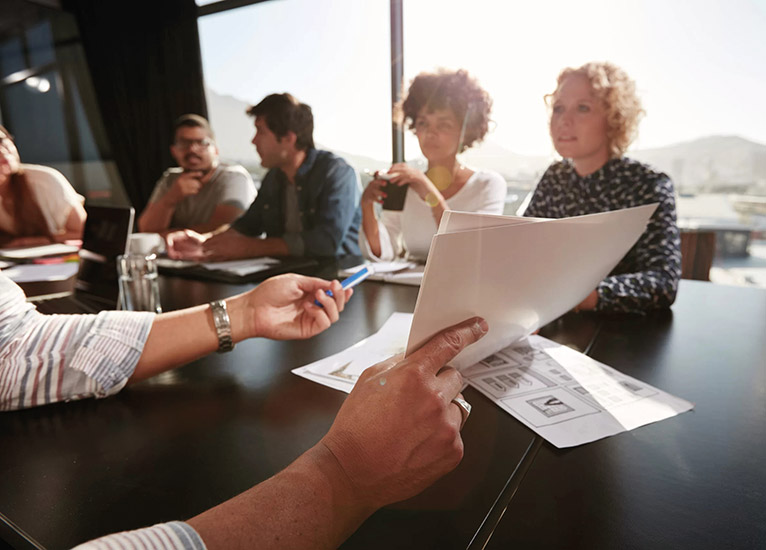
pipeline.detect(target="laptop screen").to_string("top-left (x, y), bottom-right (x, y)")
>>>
top-left (74, 205), bottom-right (135, 304)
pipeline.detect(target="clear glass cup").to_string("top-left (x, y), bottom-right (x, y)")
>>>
top-left (117, 253), bottom-right (162, 312)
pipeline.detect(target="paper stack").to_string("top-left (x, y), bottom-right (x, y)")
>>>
top-left (406, 203), bottom-right (658, 369)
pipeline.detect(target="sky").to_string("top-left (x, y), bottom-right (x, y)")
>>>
top-left (198, 0), bottom-right (766, 161)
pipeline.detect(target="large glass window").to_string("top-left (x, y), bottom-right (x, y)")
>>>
top-left (0, 5), bottom-right (129, 205)
top-left (198, 0), bottom-right (766, 286)
top-left (401, 0), bottom-right (766, 284)
top-left (198, 0), bottom-right (391, 179)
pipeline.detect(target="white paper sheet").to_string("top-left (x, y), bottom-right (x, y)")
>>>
top-left (462, 335), bottom-right (694, 448)
top-left (407, 204), bottom-right (658, 369)
top-left (2, 262), bottom-right (79, 282)
top-left (0, 243), bottom-right (80, 260)
top-left (292, 312), bottom-right (413, 393)
top-left (294, 316), bottom-right (693, 448)
top-left (156, 257), bottom-right (280, 276)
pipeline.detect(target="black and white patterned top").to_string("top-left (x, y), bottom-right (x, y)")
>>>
top-left (524, 157), bottom-right (682, 314)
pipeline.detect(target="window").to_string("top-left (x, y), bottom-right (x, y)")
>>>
top-left (198, 0), bottom-right (391, 179)
top-left (198, 0), bottom-right (766, 285)
top-left (0, 5), bottom-right (129, 205)
top-left (402, 0), bottom-right (766, 283)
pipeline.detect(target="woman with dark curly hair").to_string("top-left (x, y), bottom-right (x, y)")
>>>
top-left (0, 125), bottom-right (85, 247)
top-left (525, 62), bottom-right (681, 314)
top-left (360, 69), bottom-right (506, 261)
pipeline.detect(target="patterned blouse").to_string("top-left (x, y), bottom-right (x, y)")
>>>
top-left (524, 157), bottom-right (682, 314)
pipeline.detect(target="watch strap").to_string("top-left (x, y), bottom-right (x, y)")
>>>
top-left (209, 300), bottom-right (234, 353)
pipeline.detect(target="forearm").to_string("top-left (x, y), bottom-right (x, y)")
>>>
top-left (138, 197), bottom-right (177, 232)
top-left (130, 293), bottom-right (252, 382)
top-left (361, 203), bottom-right (382, 258)
top-left (188, 443), bottom-right (375, 550)
top-left (203, 229), bottom-right (289, 261)
top-left (189, 220), bottom-right (233, 235)
top-left (57, 203), bottom-right (86, 241)
top-left (597, 268), bottom-right (679, 314)
top-left (189, 205), bottom-right (246, 235)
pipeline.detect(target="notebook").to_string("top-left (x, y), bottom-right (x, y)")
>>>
top-left (32, 206), bottom-right (135, 314)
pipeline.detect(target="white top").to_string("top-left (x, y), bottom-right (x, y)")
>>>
top-left (22, 164), bottom-right (84, 236)
top-left (360, 170), bottom-right (507, 261)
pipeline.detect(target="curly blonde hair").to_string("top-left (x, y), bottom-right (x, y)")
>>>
top-left (396, 68), bottom-right (493, 153)
top-left (546, 62), bottom-right (645, 157)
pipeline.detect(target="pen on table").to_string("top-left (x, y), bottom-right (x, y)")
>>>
top-left (314, 266), bottom-right (373, 307)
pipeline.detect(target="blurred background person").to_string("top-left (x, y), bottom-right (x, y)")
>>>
top-left (166, 94), bottom-right (361, 262)
top-left (138, 114), bottom-right (256, 235)
top-left (0, 124), bottom-right (86, 247)
top-left (360, 69), bottom-right (506, 262)
top-left (524, 61), bottom-right (681, 314)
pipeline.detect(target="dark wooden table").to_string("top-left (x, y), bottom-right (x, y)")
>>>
top-left (4, 278), bottom-right (759, 549)
top-left (485, 280), bottom-right (766, 549)
top-left (0, 273), bottom-right (599, 550)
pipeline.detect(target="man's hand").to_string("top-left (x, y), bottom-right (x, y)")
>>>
top-left (165, 170), bottom-right (211, 205)
top-left (231, 274), bottom-right (352, 341)
top-left (165, 229), bottom-right (206, 260)
top-left (320, 317), bottom-right (488, 509)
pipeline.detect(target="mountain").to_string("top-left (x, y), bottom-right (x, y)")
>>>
top-left (206, 88), bottom-right (766, 194)
top-left (205, 88), bottom-right (262, 172)
top-left (630, 135), bottom-right (766, 193)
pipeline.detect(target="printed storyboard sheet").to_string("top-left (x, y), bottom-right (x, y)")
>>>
top-left (294, 313), bottom-right (693, 448)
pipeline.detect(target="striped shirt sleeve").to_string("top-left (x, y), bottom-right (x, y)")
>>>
top-left (0, 273), bottom-right (155, 411)
top-left (72, 521), bottom-right (206, 550)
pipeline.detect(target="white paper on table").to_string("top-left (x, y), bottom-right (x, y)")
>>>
top-left (156, 257), bottom-right (280, 276)
top-left (407, 203), bottom-right (658, 370)
top-left (293, 312), bottom-right (413, 393)
top-left (0, 243), bottom-right (80, 259)
top-left (2, 262), bottom-right (79, 282)
top-left (462, 335), bottom-right (694, 448)
top-left (200, 257), bottom-right (280, 276)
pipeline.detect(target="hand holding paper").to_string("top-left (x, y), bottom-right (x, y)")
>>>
top-left (406, 204), bottom-right (658, 369)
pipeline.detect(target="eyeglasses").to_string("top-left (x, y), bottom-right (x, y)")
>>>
top-left (174, 138), bottom-right (213, 150)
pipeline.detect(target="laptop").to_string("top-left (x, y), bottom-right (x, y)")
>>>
top-left (33, 206), bottom-right (135, 314)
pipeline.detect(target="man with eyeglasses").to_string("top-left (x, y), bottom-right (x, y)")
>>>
top-left (165, 94), bottom-right (362, 262)
top-left (138, 114), bottom-right (256, 234)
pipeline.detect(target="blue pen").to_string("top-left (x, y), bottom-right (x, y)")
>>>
top-left (314, 266), bottom-right (373, 306)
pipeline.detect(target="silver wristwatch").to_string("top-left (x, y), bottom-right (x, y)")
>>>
top-left (209, 300), bottom-right (234, 353)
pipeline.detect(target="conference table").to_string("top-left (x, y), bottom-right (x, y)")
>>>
top-left (0, 270), bottom-right (764, 549)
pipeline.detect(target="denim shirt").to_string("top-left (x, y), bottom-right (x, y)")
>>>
top-left (231, 148), bottom-right (362, 257)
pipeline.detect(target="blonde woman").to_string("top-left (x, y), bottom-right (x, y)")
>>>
top-left (525, 62), bottom-right (681, 313)
top-left (361, 69), bottom-right (506, 262)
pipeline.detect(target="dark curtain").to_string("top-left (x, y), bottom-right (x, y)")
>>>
top-left (61, 0), bottom-right (207, 213)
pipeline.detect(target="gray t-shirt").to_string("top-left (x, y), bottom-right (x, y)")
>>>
top-left (148, 164), bottom-right (257, 229)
